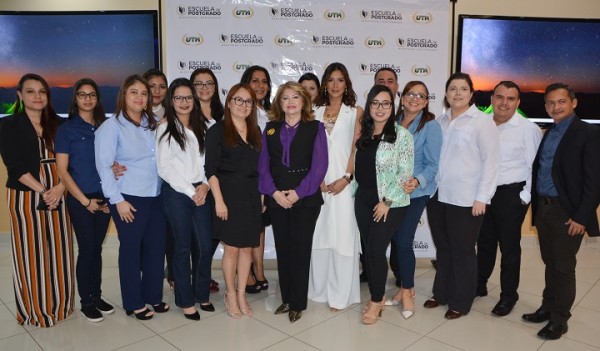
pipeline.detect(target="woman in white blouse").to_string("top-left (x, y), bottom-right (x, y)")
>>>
top-left (423, 72), bottom-right (499, 320)
top-left (156, 78), bottom-right (212, 321)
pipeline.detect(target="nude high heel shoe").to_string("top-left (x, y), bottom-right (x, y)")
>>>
top-left (362, 301), bottom-right (385, 325)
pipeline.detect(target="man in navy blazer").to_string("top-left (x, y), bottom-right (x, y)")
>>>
top-left (522, 83), bottom-right (600, 340)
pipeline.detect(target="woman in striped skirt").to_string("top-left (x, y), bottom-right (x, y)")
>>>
top-left (0, 73), bottom-right (74, 327)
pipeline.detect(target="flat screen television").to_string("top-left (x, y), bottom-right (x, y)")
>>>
top-left (0, 10), bottom-right (160, 116)
top-left (456, 15), bottom-right (600, 126)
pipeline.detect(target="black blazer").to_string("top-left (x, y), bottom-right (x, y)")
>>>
top-left (531, 117), bottom-right (600, 237)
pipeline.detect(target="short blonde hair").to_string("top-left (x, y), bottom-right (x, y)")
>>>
top-left (268, 82), bottom-right (314, 122)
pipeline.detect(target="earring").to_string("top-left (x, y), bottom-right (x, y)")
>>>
top-left (325, 88), bottom-right (328, 96)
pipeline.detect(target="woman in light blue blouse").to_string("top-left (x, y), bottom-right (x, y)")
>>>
top-left (385, 81), bottom-right (442, 319)
top-left (95, 74), bottom-right (168, 320)
top-left (354, 85), bottom-right (413, 325)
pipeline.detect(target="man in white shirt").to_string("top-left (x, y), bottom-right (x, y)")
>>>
top-left (476, 81), bottom-right (542, 316)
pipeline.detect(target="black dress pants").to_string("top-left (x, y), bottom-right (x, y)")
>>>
top-left (270, 204), bottom-right (321, 311)
top-left (535, 197), bottom-right (584, 324)
top-left (477, 183), bottom-right (528, 303)
top-left (427, 193), bottom-right (483, 314)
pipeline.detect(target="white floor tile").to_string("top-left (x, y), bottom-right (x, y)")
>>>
top-left (0, 333), bottom-right (43, 350)
top-left (113, 336), bottom-right (179, 351)
top-left (261, 337), bottom-right (320, 351)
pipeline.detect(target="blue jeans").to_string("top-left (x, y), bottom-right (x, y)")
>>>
top-left (110, 195), bottom-right (166, 311)
top-left (161, 182), bottom-right (213, 308)
top-left (392, 195), bottom-right (430, 289)
top-left (66, 193), bottom-right (111, 306)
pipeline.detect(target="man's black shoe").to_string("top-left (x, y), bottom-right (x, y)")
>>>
top-left (537, 321), bottom-right (568, 340)
top-left (491, 299), bottom-right (516, 316)
top-left (522, 308), bottom-right (550, 323)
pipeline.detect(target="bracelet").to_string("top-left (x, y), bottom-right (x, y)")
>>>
top-left (382, 197), bottom-right (393, 207)
top-left (85, 199), bottom-right (92, 208)
top-left (342, 175), bottom-right (351, 184)
top-left (39, 188), bottom-right (47, 194)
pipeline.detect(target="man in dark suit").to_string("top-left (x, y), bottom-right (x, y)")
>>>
top-left (522, 83), bottom-right (600, 340)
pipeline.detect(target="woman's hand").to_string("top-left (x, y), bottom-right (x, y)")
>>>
top-left (402, 177), bottom-right (418, 194)
top-left (273, 190), bottom-right (293, 209)
top-left (192, 183), bottom-right (209, 206)
top-left (215, 200), bottom-right (228, 220)
top-left (84, 198), bottom-right (106, 214)
top-left (372, 201), bottom-right (390, 223)
top-left (261, 195), bottom-right (266, 213)
top-left (112, 162), bottom-right (127, 179)
top-left (116, 201), bottom-right (136, 223)
top-left (320, 181), bottom-right (328, 193)
top-left (284, 189), bottom-right (299, 204)
top-left (326, 178), bottom-right (349, 195)
top-left (42, 183), bottom-right (65, 210)
top-left (472, 201), bottom-right (487, 216)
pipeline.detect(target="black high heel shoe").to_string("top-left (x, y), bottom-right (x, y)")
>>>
top-left (126, 307), bottom-right (154, 320)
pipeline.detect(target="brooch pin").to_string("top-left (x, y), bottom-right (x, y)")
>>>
top-left (267, 128), bottom-right (275, 135)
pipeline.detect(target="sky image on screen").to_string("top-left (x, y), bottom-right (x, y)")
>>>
top-left (0, 11), bottom-right (158, 116)
top-left (457, 16), bottom-right (600, 121)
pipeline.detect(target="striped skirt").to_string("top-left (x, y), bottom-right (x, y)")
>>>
top-left (7, 188), bottom-right (74, 327)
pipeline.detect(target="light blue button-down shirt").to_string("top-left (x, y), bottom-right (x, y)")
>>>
top-left (399, 112), bottom-right (442, 199)
top-left (536, 114), bottom-right (575, 197)
top-left (95, 114), bottom-right (161, 204)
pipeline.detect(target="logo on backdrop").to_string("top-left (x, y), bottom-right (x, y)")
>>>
top-left (232, 6), bottom-right (255, 19)
top-left (273, 35), bottom-right (296, 47)
top-left (270, 61), bottom-right (314, 74)
top-left (359, 63), bottom-right (401, 74)
top-left (220, 33), bottom-right (264, 46)
top-left (412, 12), bottom-right (433, 23)
top-left (233, 62), bottom-right (253, 73)
top-left (364, 37), bottom-right (385, 49)
top-left (311, 34), bottom-right (354, 48)
top-left (397, 37), bottom-right (438, 50)
top-left (177, 5), bottom-right (222, 18)
top-left (270, 7), bottom-right (314, 19)
top-left (411, 65), bottom-right (431, 76)
top-left (177, 60), bottom-right (222, 71)
top-left (323, 9), bottom-right (345, 21)
top-left (182, 34), bottom-right (204, 46)
top-left (360, 9), bottom-right (403, 23)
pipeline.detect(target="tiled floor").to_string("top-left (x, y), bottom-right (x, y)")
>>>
top-left (1, 236), bottom-right (600, 351)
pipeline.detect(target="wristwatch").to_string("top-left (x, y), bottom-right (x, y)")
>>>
top-left (342, 172), bottom-right (353, 183)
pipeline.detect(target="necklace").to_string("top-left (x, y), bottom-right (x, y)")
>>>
top-left (325, 112), bottom-right (338, 124)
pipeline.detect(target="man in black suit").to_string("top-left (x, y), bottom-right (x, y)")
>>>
top-left (522, 83), bottom-right (600, 340)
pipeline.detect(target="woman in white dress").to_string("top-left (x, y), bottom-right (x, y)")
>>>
top-left (308, 62), bottom-right (363, 310)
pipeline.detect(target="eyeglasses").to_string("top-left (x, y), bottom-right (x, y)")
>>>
top-left (370, 100), bottom-right (392, 109)
top-left (405, 92), bottom-right (427, 100)
top-left (193, 81), bottom-right (215, 89)
top-left (76, 92), bottom-right (98, 100)
top-left (172, 95), bottom-right (194, 103)
top-left (231, 97), bottom-right (254, 107)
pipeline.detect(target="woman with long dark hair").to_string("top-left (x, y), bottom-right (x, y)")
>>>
top-left (205, 83), bottom-right (263, 319)
top-left (95, 74), bottom-right (168, 320)
top-left (240, 65), bottom-right (272, 293)
top-left (0, 73), bottom-right (74, 327)
top-left (309, 62), bottom-right (363, 311)
top-left (259, 81), bottom-right (328, 323)
top-left (55, 78), bottom-right (113, 322)
top-left (354, 85), bottom-right (413, 325)
top-left (385, 81), bottom-right (442, 319)
top-left (156, 78), bottom-right (214, 320)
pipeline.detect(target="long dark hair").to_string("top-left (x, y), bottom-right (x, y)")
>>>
top-left (143, 68), bottom-right (168, 108)
top-left (159, 78), bottom-right (206, 154)
top-left (15, 73), bottom-right (59, 152)
top-left (223, 84), bottom-right (261, 150)
top-left (356, 85), bottom-right (396, 150)
top-left (190, 68), bottom-right (224, 122)
top-left (240, 65), bottom-right (272, 111)
top-left (114, 74), bottom-right (157, 130)
top-left (68, 78), bottom-right (106, 127)
top-left (398, 81), bottom-right (435, 133)
top-left (314, 62), bottom-right (357, 107)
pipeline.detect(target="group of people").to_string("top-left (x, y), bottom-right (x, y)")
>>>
top-left (0, 64), bottom-right (598, 340)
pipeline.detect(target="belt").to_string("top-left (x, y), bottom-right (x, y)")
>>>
top-left (538, 196), bottom-right (559, 205)
top-left (497, 181), bottom-right (526, 191)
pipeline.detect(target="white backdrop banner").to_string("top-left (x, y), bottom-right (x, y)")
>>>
top-left (164, 0), bottom-right (446, 258)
